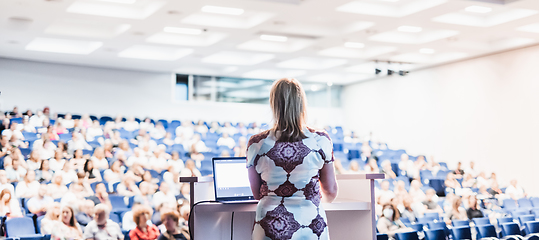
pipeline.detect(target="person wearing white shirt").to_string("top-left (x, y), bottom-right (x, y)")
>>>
top-left (2, 122), bottom-right (24, 141)
top-left (175, 121), bottom-right (194, 143)
top-left (139, 118), bottom-right (154, 132)
top-left (152, 182), bottom-right (177, 208)
top-left (148, 145), bottom-right (169, 172)
top-left (0, 170), bottom-right (15, 195)
top-left (29, 111), bottom-right (46, 128)
top-left (21, 117), bottom-right (36, 133)
top-left (90, 147), bottom-right (109, 170)
top-left (123, 116), bottom-right (139, 132)
top-left (216, 133), bottom-right (236, 149)
top-left (5, 157), bottom-right (27, 182)
top-left (398, 154), bottom-right (416, 178)
top-left (126, 148), bottom-right (148, 168)
top-left (149, 122), bottom-right (166, 140)
top-left (505, 179), bottom-right (526, 200)
top-left (86, 121), bottom-right (104, 142)
top-left (15, 170), bottom-right (40, 199)
top-left (49, 150), bottom-right (66, 172)
top-left (220, 122), bottom-right (238, 136)
top-left (465, 161), bottom-right (478, 178)
top-left (67, 132), bottom-right (92, 155)
top-left (376, 180), bottom-right (396, 205)
top-left (194, 120), bottom-right (208, 135)
top-left (62, 114), bottom-right (75, 129)
top-left (168, 152), bottom-right (184, 173)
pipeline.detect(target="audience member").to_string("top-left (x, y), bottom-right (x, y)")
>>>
top-left (83, 204), bottom-right (124, 240)
top-left (376, 204), bottom-right (411, 238)
top-left (27, 184), bottom-right (54, 216)
top-left (36, 159), bottom-right (54, 183)
top-left (466, 194), bottom-right (484, 220)
top-left (51, 206), bottom-right (83, 239)
top-left (445, 197), bottom-right (467, 224)
top-left (77, 199), bottom-right (96, 227)
top-left (505, 179), bottom-right (526, 200)
top-left (129, 205), bottom-right (160, 240)
top-left (0, 189), bottom-right (22, 218)
top-left (15, 170), bottom-right (40, 198)
top-left (158, 211), bottom-right (188, 240)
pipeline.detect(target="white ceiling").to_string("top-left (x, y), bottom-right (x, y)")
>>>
top-left (1, 0), bottom-right (539, 85)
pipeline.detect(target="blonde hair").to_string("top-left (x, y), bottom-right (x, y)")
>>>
top-left (132, 205), bottom-right (153, 225)
top-left (270, 78), bottom-right (307, 142)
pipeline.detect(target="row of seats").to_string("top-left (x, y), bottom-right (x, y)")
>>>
top-left (378, 217), bottom-right (539, 240)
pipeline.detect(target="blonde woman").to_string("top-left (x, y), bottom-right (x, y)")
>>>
top-left (247, 78), bottom-right (338, 240)
top-left (51, 206), bottom-right (83, 239)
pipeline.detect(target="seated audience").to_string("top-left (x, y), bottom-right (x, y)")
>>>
top-left (0, 188), bottom-right (22, 218)
top-left (48, 174), bottom-right (69, 199)
top-left (15, 170), bottom-right (40, 198)
top-left (466, 194), bottom-right (484, 220)
top-left (41, 202), bottom-right (62, 235)
top-left (76, 199), bottom-right (96, 227)
top-left (51, 206), bottom-right (83, 239)
top-left (91, 147), bottom-right (109, 170)
top-left (445, 197), bottom-right (467, 224)
top-left (83, 204), bottom-right (124, 240)
top-left (505, 179), bottom-right (526, 200)
top-left (129, 205), bottom-right (160, 240)
top-left (376, 203), bottom-right (411, 237)
top-left (422, 189), bottom-right (443, 215)
top-left (84, 159), bottom-right (103, 183)
top-left (158, 211), bottom-right (189, 240)
top-left (36, 159), bottom-right (54, 183)
top-left (27, 184), bottom-right (54, 216)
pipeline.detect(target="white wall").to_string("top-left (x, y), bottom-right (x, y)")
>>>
top-left (343, 45), bottom-right (539, 195)
top-left (0, 58), bottom-right (343, 126)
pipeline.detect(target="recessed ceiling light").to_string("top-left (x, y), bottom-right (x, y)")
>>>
top-left (398, 26), bottom-right (422, 33)
top-left (419, 48), bottom-right (435, 54)
top-left (97, 0), bottom-right (136, 4)
top-left (25, 37), bottom-right (103, 55)
top-left (163, 27), bottom-right (203, 35)
top-left (259, 34), bottom-right (288, 42)
top-left (118, 45), bottom-right (193, 61)
top-left (465, 6), bottom-right (492, 14)
top-left (344, 42), bottom-right (365, 48)
top-left (201, 5), bottom-right (244, 15)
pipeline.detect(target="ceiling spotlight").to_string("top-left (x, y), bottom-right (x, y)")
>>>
top-left (398, 70), bottom-right (409, 76)
top-left (398, 26), bottom-right (423, 33)
top-left (344, 42), bottom-right (365, 49)
top-left (387, 69), bottom-right (394, 75)
top-left (375, 68), bottom-right (382, 75)
top-left (465, 6), bottom-right (492, 13)
top-left (201, 5), bottom-right (244, 15)
top-left (260, 34), bottom-right (288, 42)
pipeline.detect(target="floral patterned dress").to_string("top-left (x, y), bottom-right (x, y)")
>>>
top-left (247, 127), bottom-right (334, 240)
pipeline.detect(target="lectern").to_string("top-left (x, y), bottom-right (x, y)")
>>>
top-left (180, 173), bottom-right (384, 240)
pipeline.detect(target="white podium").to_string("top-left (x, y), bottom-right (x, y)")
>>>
top-left (180, 173), bottom-right (384, 240)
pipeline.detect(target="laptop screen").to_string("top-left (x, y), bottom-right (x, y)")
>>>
top-left (212, 157), bottom-right (255, 201)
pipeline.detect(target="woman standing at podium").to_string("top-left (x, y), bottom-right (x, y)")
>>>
top-left (247, 78), bottom-right (338, 240)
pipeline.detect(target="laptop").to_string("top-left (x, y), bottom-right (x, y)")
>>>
top-left (212, 157), bottom-right (258, 204)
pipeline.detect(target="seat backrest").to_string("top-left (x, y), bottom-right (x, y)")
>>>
top-left (109, 195), bottom-right (128, 209)
top-left (503, 199), bottom-right (518, 210)
top-left (476, 224), bottom-right (497, 238)
top-left (531, 197), bottom-right (539, 208)
top-left (408, 223), bottom-right (423, 232)
top-left (451, 226), bottom-right (471, 240)
top-left (519, 215), bottom-right (535, 226)
top-left (427, 222), bottom-right (446, 230)
top-left (526, 221), bottom-right (539, 234)
top-left (424, 212), bottom-right (440, 220)
top-left (498, 217), bottom-right (514, 227)
top-left (425, 229), bottom-right (446, 240)
top-left (396, 231), bottom-right (420, 240)
top-left (472, 217), bottom-right (490, 226)
top-left (417, 217), bottom-right (435, 224)
top-left (518, 198), bottom-right (533, 208)
top-left (5, 217), bottom-right (36, 237)
top-left (377, 233), bottom-right (389, 240)
top-left (452, 220), bottom-right (469, 227)
top-left (501, 222), bottom-right (522, 236)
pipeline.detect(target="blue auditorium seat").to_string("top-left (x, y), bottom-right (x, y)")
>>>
top-left (519, 215), bottom-right (535, 226)
top-left (503, 199), bottom-right (519, 211)
top-left (426, 222), bottom-right (450, 237)
top-left (5, 217), bottom-right (42, 238)
top-left (518, 198), bottom-right (534, 209)
top-left (408, 223), bottom-right (423, 232)
top-left (110, 195), bottom-right (128, 210)
top-left (497, 217), bottom-right (514, 228)
top-left (501, 222), bottom-right (522, 237)
top-left (395, 231), bottom-right (419, 240)
top-left (452, 220), bottom-right (469, 227)
top-left (424, 212), bottom-right (440, 221)
top-left (377, 233), bottom-right (389, 240)
top-left (19, 148), bottom-right (31, 160)
top-left (451, 226), bottom-right (471, 240)
top-left (424, 228), bottom-right (446, 240)
top-left (416, 217), bottom-right (435, 224)
top-left (531, 197), bottom-right (539, 208)
top-left (526, 221), bottom-right (539, 235)
top-left (475, 224), bottom-right (497, 238)
top-left (472, 217), bottom-right (490, 226)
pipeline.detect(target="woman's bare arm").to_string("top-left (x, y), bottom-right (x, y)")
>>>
top-left (248, 166), bottom-right (262, 200)
top-left (319, 163), bottom-right (338, 203)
